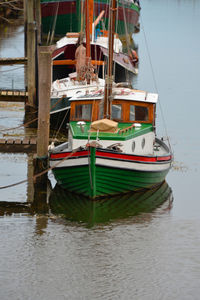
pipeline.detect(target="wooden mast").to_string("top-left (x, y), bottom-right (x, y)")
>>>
top-left (85, 0), bottom-right (94, 83)
top-left (103, 0), bottom-right (117, 119)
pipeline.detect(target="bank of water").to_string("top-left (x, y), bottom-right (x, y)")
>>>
top-left (1, 1), bottom-right (200, 299)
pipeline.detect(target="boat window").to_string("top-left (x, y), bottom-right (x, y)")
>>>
top-left (112, 104), bottom-right (122, 120)
top-left (75, 104), bottom-right (92, 120)
top-left (130, 105), bottom-right (148, 121)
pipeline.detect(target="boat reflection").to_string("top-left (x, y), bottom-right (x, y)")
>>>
top-left (49, 181), bottom-right (173, 226)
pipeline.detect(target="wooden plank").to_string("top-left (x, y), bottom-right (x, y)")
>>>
top-left (0, 57), bottom-right (27, 65)
top-left (0, 139), bottom-right (6, 144)
top-left (30, 138), bottom-right (37, 145)
top-left (22, 138), bottom-right (30, 145)
top-left (14, 139), bottom-right (22, 144)
top-left (7, 139), bottom-right (14, 145)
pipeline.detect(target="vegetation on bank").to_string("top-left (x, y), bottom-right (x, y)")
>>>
top-left (0, 0), bottom-right (23, 23)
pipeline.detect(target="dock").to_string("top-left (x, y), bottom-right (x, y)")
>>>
top-left (0, 138), bottom-right (37, 153)
top-left (0, 90), bottom-right (28, 102)
top-left (0, 57), bottom-right (27, 65)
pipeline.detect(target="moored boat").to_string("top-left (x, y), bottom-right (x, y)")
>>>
top-left (40, 0), bottom-right (141, 40)
top-left (49, 0), bottom-right (172, 199)
top-left (49, 87), bottom-right (173, 198)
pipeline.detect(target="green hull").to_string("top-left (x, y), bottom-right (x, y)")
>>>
top-left (49, 181), bottom-right (173, 226)
top-left (41, 0), bottom-right (140, 38)
top-left (53, 164), bottom-right (170, 198)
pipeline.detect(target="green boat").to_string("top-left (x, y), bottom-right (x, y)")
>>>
top-left (40, 0), bottom-right (140, 40)
top-left (49, 0), bottom-right (172, 199)
top-left (49, 86), bottom-right (173, 198)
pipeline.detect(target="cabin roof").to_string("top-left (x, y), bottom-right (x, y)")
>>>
top-left (70, 121), bottom-right (153, 141)
top-left (69, 88), bottom-right (158, 103)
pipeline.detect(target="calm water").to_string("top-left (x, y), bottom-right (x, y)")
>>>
top-left (1, 1), bottom-right (200, 299)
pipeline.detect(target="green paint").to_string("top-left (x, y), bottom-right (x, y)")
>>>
top-left (89, 147), bottom-right (96, 198)
top-left (53, 164), bottom-right (169, 198)
top-left (49, 181), bottom-right (172, 226)
top-left (70, 122), bottom-right (153, 141)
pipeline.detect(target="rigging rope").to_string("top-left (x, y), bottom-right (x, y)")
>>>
top-left (141, 16), bottom-right (172, 153)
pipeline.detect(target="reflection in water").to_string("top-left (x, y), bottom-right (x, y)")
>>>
top-left (49, 181), bottom-right (173, 227)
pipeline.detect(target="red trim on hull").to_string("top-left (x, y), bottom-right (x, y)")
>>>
top-left (50, 150), bottom-right (172, 163)
top-left (41, 2), bottom-right (76, 18)
top-left (41, 2), bottom-right (139, 25)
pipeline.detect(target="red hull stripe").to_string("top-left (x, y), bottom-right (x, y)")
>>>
top-left (50, 151), bottom-right (172, 163)
top-left (41, 2), bottom-right (76, 18)
top-left (41, 2), bottom-right (139, 25)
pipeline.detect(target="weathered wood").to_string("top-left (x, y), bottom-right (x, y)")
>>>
top-left (0, 138), bottom-right (37, 153)
top-left (0, 57), bottom-right (27, 65)
top-left (27, 0), bottom-right (36, 107)
top-left (37, 46), bottom-right (54, 158)
top-left (35, 0), bottom-right (41, 45)
top-left (0, 89), bottom-right (28, 102)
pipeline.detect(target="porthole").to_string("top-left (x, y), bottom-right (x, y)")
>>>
top-left (132, 141), bottom-right (136, 152)
top-left (141, 138), bottom-right (145, 149)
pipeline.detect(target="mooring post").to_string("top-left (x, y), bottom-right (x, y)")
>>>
top-left (35, 0), bottom-right (42, 45)
top-left (26, 0), bottom-right (36, 108)
top-left (24, 0), bottom-right (38, 126)
top-left (34, 45), bottom-right (54, 185)
top-left (32, 46), bottom-right (54, 210)
top-left (23, 0), bottom-right (27, 57)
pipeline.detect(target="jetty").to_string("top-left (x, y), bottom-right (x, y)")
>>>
top-left (0, 138), bottom-right (37, 153)
top-left (0, 89), bottom-right (28, 102)
top-left (0, 57), bottom-right (27, 65)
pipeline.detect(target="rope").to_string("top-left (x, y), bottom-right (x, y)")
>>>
top-left (141, 16), bottom-right (173, 153)
top-left (0, 66), bottom-right (24, 73)
top-left (0, 147), bottom-right (81, 190)
top-left (0, 96), bottom-right (67, 133)
top-left (0, 117), bottom-right (38, 133)
top-left (52, 108), bottom-right (69, 141)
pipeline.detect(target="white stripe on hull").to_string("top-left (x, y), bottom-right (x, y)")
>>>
top-left (50, 156), bottom-right (171, 172)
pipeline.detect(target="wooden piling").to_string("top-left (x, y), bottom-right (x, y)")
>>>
top-left (35, 0), bottom-right (42, 45)
top-left (26, 0), bottom-right (36, 108)
top-left (34, 45), bottom-right (55, 185)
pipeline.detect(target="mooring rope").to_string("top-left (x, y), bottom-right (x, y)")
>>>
top-left (0, 147), bottom-right (81, 190)
top-left (0, 96), bottom-right (67, 133)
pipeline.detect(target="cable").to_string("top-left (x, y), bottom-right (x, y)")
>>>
top-left (141, 15), bottom-right (172, 153)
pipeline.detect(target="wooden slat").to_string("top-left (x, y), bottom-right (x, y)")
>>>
top-left (7, 139), bottom-right (15, 144)
top-left (14, 139), bottom-right (22, 144)
top-left (0, 57), bottom-right (27, 65)
top-left (30, 138), bottom-right (37, 145)
top-left (0, 89), bottom-right (27, 102)
top-left (22, 138), bottom-right (30, 145)
top-left (0, 139), bottom-right (6, 144)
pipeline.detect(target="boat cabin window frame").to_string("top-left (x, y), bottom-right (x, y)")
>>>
top-left (70, 100), bottom-right (100, 122)
top-left (112, 100), bottom-right (154, 123)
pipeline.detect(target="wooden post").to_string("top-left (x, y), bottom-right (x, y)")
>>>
top-left (37, 46), bottom-right (53, 158)
top-left (35, 0), bottom-right (42, 45)
top-left (23, 0), bottom-right (27, 57)
top-left (33, 45), bottom-right (55, 185)
top-left (27, 0), bottom-right (36, 108)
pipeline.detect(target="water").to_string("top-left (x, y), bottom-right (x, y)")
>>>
top-left (1, 1), bottom-right (200, 299)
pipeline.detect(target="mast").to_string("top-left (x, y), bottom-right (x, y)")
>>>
top-left (85, 0), bottom-right (94, 83)
top-left (103, 0), bottom-right (117, 119)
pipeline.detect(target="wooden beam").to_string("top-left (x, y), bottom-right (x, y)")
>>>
top-left (0, 57), bottom-right (27, 65)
